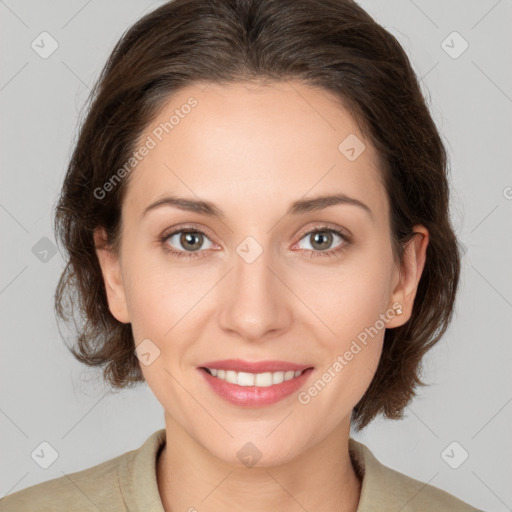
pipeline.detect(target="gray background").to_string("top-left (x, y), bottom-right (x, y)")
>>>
top-left (1, 1), bottom-right (511, 510)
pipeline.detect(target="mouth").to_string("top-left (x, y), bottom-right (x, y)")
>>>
top-left (200, 366), bottom-right (312, 387)
top-left (197, 359), bottom-right (315, 407)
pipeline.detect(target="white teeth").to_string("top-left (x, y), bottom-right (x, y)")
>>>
top-left (255, 372), bottom-right (273, 387)
top-left (225, 370), bottom-right (237, 384)
top-left (206, 368), bottom-right (306, 387)
top-left (272, 371), bottom-right (284, 385)
top-left (238, 371), bottom-right (255, 386)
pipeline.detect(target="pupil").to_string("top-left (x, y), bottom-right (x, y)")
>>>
top-left (312, 231), bottom-right (331, 250)
top-left (182, 232), bottom-right (202, 251)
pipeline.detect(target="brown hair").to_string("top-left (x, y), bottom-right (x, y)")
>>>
top-left (54, 0), bottom-right (461, 431)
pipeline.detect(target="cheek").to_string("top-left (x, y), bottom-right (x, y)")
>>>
top-left (297, 253), bottom-right (394, 344)
top-left (319, 273), bottom-right (387, 379)
top-left (122, 252), bottom-right (217, 394)
top-left (294, 264), bottom-right (390, 430)
top-left (122, 255), bottom-right (198, 403)
top-left (292, 250), bottom-right (393, 402)
top-left (122, 248), bottom-right (202, 338)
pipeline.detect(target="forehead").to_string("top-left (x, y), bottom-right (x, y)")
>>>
top-left (123, 80), bottom-right (387, 222)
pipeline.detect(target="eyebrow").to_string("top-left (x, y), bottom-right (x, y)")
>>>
top-left (141, 193), bottom-right (373, 220)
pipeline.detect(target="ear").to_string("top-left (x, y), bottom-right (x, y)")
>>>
top-left (386, 225), bottom-right (429, 328)
top-left (93, 226), bottom-right (130, 324)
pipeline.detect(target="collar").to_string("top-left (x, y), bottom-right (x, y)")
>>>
top-left (118, 429), bottom-right (440, 512)
top-left (118, 428), bottom-right (167, 511)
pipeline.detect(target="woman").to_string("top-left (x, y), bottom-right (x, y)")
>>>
top-left (0, 0), bottom-right (483, 510)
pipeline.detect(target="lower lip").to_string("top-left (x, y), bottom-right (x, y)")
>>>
top-left (198, 367), bottom-right (314, 407)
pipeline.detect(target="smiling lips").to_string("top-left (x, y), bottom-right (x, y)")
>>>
top-left (198, 359), bottom-right (314, 406)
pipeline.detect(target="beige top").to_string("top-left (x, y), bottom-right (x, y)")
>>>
top-left (0, 429), bottom-right (482, 511)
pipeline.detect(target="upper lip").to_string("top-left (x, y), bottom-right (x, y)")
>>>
top-left (200, 359), bottom-right (314, 373)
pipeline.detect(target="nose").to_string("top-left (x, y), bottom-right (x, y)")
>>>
top-left (217, 241), bottom-right (293, 343)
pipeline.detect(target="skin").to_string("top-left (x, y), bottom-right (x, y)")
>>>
top-left (94, 80), bottom-right (428, 512)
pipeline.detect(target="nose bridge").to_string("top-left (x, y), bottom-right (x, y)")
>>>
top-left (217, 233), bottom-right (291, 341)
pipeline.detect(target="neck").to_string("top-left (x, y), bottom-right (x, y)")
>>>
top-left (156, 415), bottom-right (362, 512)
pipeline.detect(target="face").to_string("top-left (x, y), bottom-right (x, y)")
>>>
top-left (95, 80), bottom-right (426, 467)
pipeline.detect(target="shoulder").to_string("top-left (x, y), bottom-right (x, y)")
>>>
top-left (0, 429), bottom-right (166, 512)
top-left (0, 450), bottom-right (130, 512)
top-left (349, 438), bottom-right (484, 512)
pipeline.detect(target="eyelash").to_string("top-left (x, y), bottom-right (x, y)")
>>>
top-left (160, 225), bottom-right (351, 260)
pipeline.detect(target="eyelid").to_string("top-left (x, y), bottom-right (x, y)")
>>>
top-left (161, 223), bottom-right (218, 243)
top-left (294, 222), bottom-right (353, 243)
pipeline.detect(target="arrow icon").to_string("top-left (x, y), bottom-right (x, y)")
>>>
top-left (339, 134), bottom-right (365, 161)
top-left (135, 339), bottom-right (161, 366)
top-left (31, 31), bottom-right (59, 59)
top-left (31, 441), bottom-right (59, 468)
top-left (440, 31), bottom-right (468, 59)
top-left (32, 236), bottom-right (57, 263)
top-left (236, 236), bottom-right (263, 263)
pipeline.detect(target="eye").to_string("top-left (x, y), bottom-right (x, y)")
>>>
top-left (161, 228), bottom-right (214, 259)
top-left (160, 225), bottom-right (351, 260)
top-left (293, 226), bottom-right (351, 259)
